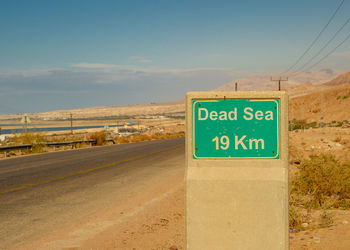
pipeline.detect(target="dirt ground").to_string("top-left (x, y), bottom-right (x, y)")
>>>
top-left (82, 127), bottom-right (350, 250)
top-left (10, 127), bottom-right (350, 249)
top-left (81, 186), bottom-right (185, 250)
top-left (289, 127), bottom-right (350, 161)
top-left (290, 210), bottom-right (350, 250)
top-left (22, 180), bottom-right (350, 250)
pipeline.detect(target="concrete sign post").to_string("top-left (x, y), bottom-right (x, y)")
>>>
top-left (186, 91), bottom-right (288, 250)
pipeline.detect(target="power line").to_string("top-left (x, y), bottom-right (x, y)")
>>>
top-left (294, 16), bottom-right (350, 73)
top-left (294, 30), bottom-right (350, 76)
top-left (284, 0), bottom-right (345, 73)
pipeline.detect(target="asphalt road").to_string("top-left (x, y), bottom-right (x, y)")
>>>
top-left (0, 138), bottom-right (185, 248)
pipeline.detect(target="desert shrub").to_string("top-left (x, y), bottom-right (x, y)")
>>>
top-left (117, 137), bottom-right (130, 144)
top-left (289, 119), bottom-right (318, 131)
top-left (89, 131), bottom-right (107, 146)
top-left (13, 132), bottom-right (46, 153)
top-left (336, 121), bottom-right (343, 127)
top-left (13, 132), bottom-right (45, 145)
top-left (334, 199), bottom-right (350, 209)
top-left (74, 142), bottom-right (85, 148)
top-left (289, 205), bottom-right (304, 228)
top-left (293, 154), bottom-right (350, 208)
top-left (338, 92), bottom-right (350, 99)
top-left (129, 135), bottom-right (150, 142)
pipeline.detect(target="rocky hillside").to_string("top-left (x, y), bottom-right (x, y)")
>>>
top-left (323, 72), bottom-right (350, 86)
top-left (215, 69), bottom-right (343, 92)
top-left (289, 72), bottom-right (350, 122)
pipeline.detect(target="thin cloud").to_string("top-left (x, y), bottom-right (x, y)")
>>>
top-left (0, 67), bottom-right (64, 77)
top-left (72, 63), bottom-right (121, 69)
top-left (129, 56), bottom-right (152, 63)
top-left (71, 62), bottom-right (238, 74)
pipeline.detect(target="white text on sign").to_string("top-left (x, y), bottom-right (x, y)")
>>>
top-left (198, 107), bottom-right (274, 121)
top-left (212, 135), bottom-right (265, 151)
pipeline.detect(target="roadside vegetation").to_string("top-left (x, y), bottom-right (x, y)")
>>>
top-left (115, 131), bottom-right (184, 144)
top-left (12, 132), bottom-right (47, 154)
top-left (289, 152), bottom-right (350, 229)
top-left (89, 131), bottom-right (107, 146)
top-left (0, 129), bottom-right (185, 158)
top-left (289, 119), bottom-right (349, 131)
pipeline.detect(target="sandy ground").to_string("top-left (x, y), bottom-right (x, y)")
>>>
top-left (16, 168), bottom-right (185, 250)
top-left (290, 210), bottom-right (350, 250)
top-left (17, 177), bottom-right (350, 250)
top-left (7, 127), bottom-right (350, 249)
top-left (82, 186), bottom-right (185, 250)
top-left (290, 127), bottom-right (350, 157)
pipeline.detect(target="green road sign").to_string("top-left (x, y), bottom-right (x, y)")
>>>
top-left (192, 99), bottom-right (279, 159)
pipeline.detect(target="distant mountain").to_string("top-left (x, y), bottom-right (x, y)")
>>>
top-left (323, 72), bottom-right (350, 86)
top-left (214, 70), bottom-right (350, 122)
top-left (214, 69), bottom-right (344, 92)
top-left (285, 72), bottom-right (350, 99)
top-left (1, 70), bottom-right (347, 122)
top-left (289, 82), bottom-right (350, 122)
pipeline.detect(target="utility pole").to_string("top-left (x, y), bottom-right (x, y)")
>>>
top-left (70, 113), bottom-right (73, 134)
top-left (290, 106), bottom-right (294, 131)
top-left (235, 82), bottom-right (238, 91)
top-left (270, 76), bottom-right (288, 91)
top-left (21, 114), bottom-right (31, 133)
top-left (320, 92), bottom-right (325, 127)
top-left (301, 105), bottom-right (305, 132)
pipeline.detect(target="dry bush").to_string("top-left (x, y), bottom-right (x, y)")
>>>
top-left (13, 132), bottom-right (45, 145)
top-left (13, 132), bottom-right (46, 153)
top-left (117, 137), bottom-right (130, 144)
top-left (115, 132), bottom-right (184, 144)
top-left (130, 135), bottom-right (151, 142)
top-left (289, 204), bottom-right (306, 228)
top-left (89, 131), bottom-right (107, 146)
top-left (292, 154), bottom-right (350, 208)
top-left (333, 199), bottom-right (350, 209)
top-left (74, 142), bottom-right (85, 148)
top-left (151, 132), bottom-right (184, 140)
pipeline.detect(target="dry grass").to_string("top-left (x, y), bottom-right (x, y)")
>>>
top-left (289, 128), bottom-right (350, 230)
top-left (89, 131), bottom-right (107, 146)
top-left (292, 154), bottom-right (350, 208)
top-left (12, 132), bottom-right (46, 154)
top-left (115, 132), bottom-right (184, 144)
top-left (289, 204), bottom-right (307, 228)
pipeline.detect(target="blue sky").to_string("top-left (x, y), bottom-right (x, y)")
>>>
top-left (0, 0), bottom-right (349, 114)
